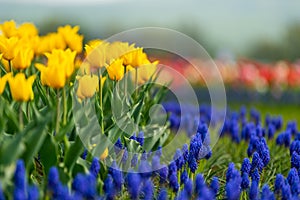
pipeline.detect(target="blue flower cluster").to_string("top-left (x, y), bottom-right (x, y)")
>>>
top-left (1, 104), bottom-right (300, 199)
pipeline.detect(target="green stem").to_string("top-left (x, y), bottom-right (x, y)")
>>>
top-left (8, 60), bottom-right (13, 75)
top-left (124, 65), bottom-right (127, 97)
top-left (26, 102), bottom-right (30, 121)
top-left (135, 68), bottom-right (138, 97)
top-left (62, 87), bottom-right (67, 126)
top-left (55, 89), bottom-right (60, 134)
top-left (98, 69), bottom-right (104, 134)
top-left (19, 103), bottom-right (23, 130)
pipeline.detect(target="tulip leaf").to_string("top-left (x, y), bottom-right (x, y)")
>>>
top-left (39, 133), bottom-right (58, 176)
top-left (0, 133), bottom-right (25, 165)
top-left (64, 135), bottom-right (84, 172)
top-left (21, 112), bottom-right (51, 169)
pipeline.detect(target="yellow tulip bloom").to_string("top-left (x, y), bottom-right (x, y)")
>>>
top-left (106, 58), bottom-right (125, 81)
top-left (12, 46), bottom-right (34, 70)
top-left (76, 74), bottom-right (106, 100)
top-left (35, 49), bottom-right (76, 89)
top-left (45, 48), bottom-right (76, 78)
top-left (8, 73), bottom-right (35, 102)
top-left (85, 41), bottom-right (108, 68)
top-left (106, 41), bottom-right (135, 63)
top-left (35, 63), bottom-right (66, 89)
top-left (0, 36), bottom-right (19, 60)
top-left (0, 20), bottom-right (18, 38)
top-left (17, 22), bottom-right (38, 38)
top-left (0, 73), bottom-right (11, 95)
top-left (122, 48), bottom-right (150, 67)
top-left (131, 61), bottom-right (159, 84)
top-left (58, 25), bottom-right (83, 53)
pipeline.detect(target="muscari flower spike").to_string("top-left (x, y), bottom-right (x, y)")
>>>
top-left (274, 174), bottom-right (285, 194)
top-left (261, 184), bottom-right (275, 200)
top-left (241, 158), bottom-right (251, 174)
top-left (114, 138), bottom-right (123, 154)
top-left (27, 185), bottom-right (39, 200)
top-left (210, 176), bottom-right (219, 196)
top-left (180, 170), bottom-right (188, 185)
top-left (142, 179), bottom-right (154, 200)
top-left (287, 168), bottom-right (300, 196)
top-left (159, 165), bottom-right (168, 183)
top-left (126, 171), bottom-right (141, 200)
top-left (249, 181), bottom-right (259, 200)
top-left (251, 152), bottom-right (264, 172)
top-left (169, 172), bottom-right (179, 193)
top-left (90, 157), bottom-right (100, 178)
top-left (241, 173), bottom-right (250, 190)
top-left (157, 188), bottom-right (167, 200)
top-left (291, 151), bottom-right (300, 169)
top-left (103, 174), bottom-right (115, 200)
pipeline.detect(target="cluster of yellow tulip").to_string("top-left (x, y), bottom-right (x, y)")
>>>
top-left (76, 40), bottom-right (158, 100)
top-left (0, 20), bottom-right (158, 103)
top-left (0, 20), bottom-right (83, 102)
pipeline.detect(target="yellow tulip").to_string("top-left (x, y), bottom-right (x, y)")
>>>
top-left (12, 46), bottom-right (34, 70)
top-left (46, 33), bottom-right (67, 52)
top-left (100, 148), bottom-right (109, 160)
top-left (76, 74), bottom-right (106, 100)
top-left (35, 49), bottom-right (76, 89)
top-left (35, 63), bottom-right (66, 89)
top-left (85, 41), bottom-right (108, 68)
top-left (122, 48), bottom-right (150, 67)
top-left (8, 73), bottom-right (35, 102)
top-left (45, 49), bottom-right (76, 78)
top-left (58, 25), bottom-right (83, 53)
top-left (0, 20), bottom-right (18, 38)
top-left (106, 58), bottom-right (125, 81)
top-left (0, 36), bottom-right (19, 60)
top-left (17, 22), bottom-right (38, 38)
top-left (106, 41), bottom-right (135, 63)
top-left (0, 73), bottom-right (11, 95)
top-left (131, 61), bottom-right (159, 84)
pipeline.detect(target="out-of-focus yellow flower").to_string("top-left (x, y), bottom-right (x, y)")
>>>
top-left (0, 73), bottom-right (11, 95)
top-left (0, 20), bottom-right (18, 38)
top-left (0, 36), bottom-right (19, 60)
top-left (46, 33), bottom-right (67, 52)
top-left (35, 63), bottom-right (66, 89)
top-left (76, 74), bottom-right (106, 100)
top-left (122, 48), bottom-right (150, 67)
top-left (35, 49), bottom-right (76, 89)
top-left (45, 48), bottom-right (76, 78)
top-left (17, 22), bottom-right (38, 38)
top-left (106, 58), bottom-right (125, 81)
top-left (58, 25), bottom-right (83, 53)
top-left (131, 61), bottom-right (159, 84)
top-left (0, 53), bottom-right (2, 60)
top-left (106, 41), bottom-right (135, 63)
top-left (100, 148), bottom-right (108, 160)
top-left (85, 40), bottom-right (108, 68)
top-left (8, 73), bottom-right (35, 101)
top-left (12, 46), bottom-right (34, 70)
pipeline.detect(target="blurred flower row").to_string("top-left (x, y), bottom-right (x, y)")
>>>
top-left (160, 57), bottom-right (300, 91)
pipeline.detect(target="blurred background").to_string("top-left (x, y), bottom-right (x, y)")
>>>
top-left (2, 0), bottom-right (300, 106)
top-left (1, 0), bottom-right (300, 62)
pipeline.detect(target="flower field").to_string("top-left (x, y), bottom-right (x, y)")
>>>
top-left (0, 20), bottom-right (300, 200)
